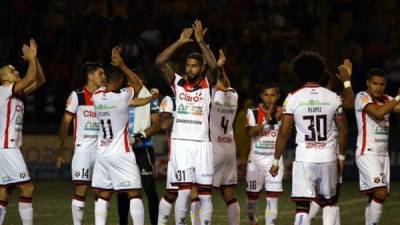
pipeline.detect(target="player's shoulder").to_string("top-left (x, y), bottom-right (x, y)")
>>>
top-left (93, 87), bottom-right (106, 96)
top-left (355, 91), bottom-right (370, 101)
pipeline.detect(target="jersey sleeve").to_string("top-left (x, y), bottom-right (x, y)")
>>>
top-left (150, 98), bottom-right (160, 114)
top-left (355, 92), bottom-right (373, 112)
top-left (0, 84), bottom-right (14, 100)
top-left (246, 108), bottom-right (256, 127)
top-left (65, 91), bottom-right (78, 115)
top-left (282, 94), bottom-right (295, 115)
top-left (122, 87), bottom-right (135, 104)
top-left (159, 96), bottom-right (174, 114)
top-left (334, 95), bottom-right (345, 118)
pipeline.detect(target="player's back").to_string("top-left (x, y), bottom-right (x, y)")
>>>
top-left (284, 85), bottom-right (342, 162)
top-left (92, 87), bottom-right (134, 156)
top-left (210, 88), bottom-right (238, 154)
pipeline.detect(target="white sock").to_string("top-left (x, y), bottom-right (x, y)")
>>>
top-left (265, 197), bottom-right (278, 225)
top-left (322, 206), bottom-right (337, 225)
top-left (198, 194), bottom-right (212, 225)
top-left (369, 199), bottom-right (383, 225)
top-left (365, 205), bottom-right (370, 225)
top-left (227, 200), bottom-right (240, 225)
top-left (175, 189), bottom-right (191, 225)
top-left (19, 201), bottom-right (33, 225)
top-left (247, 198), bottom-right (258, 225)
top-left (95, 198), bottom-right (109, 225)
top-left (294, 212), bottom-right (310, 225)
top-left (334, 206), bottom-right (340, 225)
top-left (158, 197), bottom-right (173, 225)
top-left (72, 199), bottom-right (85, 225)
top-left (130, 198), bottom-right (144, 225)
top-left (190, 198), bottom-right (201, 225)
top-left (0, 205), bottom-right (6, 225)
top-left (309, 201), bottom-right (321, 222)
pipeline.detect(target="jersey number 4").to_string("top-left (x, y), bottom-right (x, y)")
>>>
top-left (220, 116), bottom-right (229, 134)
top-left (100, 119), bottom-right (114, 139)
top-left (303, 115), bottom-right (327, 141)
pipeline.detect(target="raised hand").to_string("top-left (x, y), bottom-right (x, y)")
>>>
top-left (337, 58), bottom-right (352, 82)
top-left (217, 49), bottom-right (226, 68)
top-left (111, 47), bottom-right (124, 67)
top-left (192, 19), bottom-right (208, 43)
top-left (22, 38), bottom-right (37, 61)
top-left (178, 28), bottom-right (194, 44)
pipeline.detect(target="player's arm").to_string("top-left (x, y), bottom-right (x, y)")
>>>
top-left (111, 47), bottom-right (143, 94)
top-left (337, 59), bottom-right (354, 109)
top-left (14, 39), bottom-right (37, 94)
top-left (143, 112), bottom-right (161, 138)
top-left (215, 49), bottom-right (231, 90)
top-left (364, 99), bottom-right (399, 120)
top-left (24, 57), bottom-right (46, 94)
top-left (160, 112), bottom-right (174, 131)
top-left (55, 112), bottom-right (74, 168)
top-left (270, 114), bottom-right (294, 177)
top-left (393, 89), bottom-right (400, 113)
top-left (129, 88), bottom-right (159, 107)
top-left (334, 109), bottom-right (348, 176)
top-left (155, 28), bottom-right (194, 84)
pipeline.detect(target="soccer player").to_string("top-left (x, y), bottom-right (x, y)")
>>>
top-left (155, 20), bottom-right (222, 225)
top-left (55, 61), bottom-right (106, 225)
top-left (0, 39), bottom-right (45, 225)
top-left (91, 47), bottom-right (145, 225)
top-left (270, 51), bottom-right (348, 225)
top-left (354, 69), bottom-right (400, 225)
top-left (117, 81), bottom-right (160, 225)
top-left (245, 83), bottom-right (283, 225)
top-left (309, 59), bottom-right (355, 225)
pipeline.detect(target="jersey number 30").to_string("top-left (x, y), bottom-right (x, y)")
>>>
top-left (303, 115), bottom-right (327, 141)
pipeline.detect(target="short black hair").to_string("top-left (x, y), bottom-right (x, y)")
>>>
top-left (292, 51), bottom-right (326, 83)
top-left (82, 61), bottom-right (103, 76)
top-left (106, 65), bottom-right (124, 83)
top-left (367, 68), bottom-right (387, 80)
top-left (260, 83), bottom-right (280, 95)
top-left (186, 52), bottom-right (204, 65)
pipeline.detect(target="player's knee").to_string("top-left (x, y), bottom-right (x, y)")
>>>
top-left (246, 191), bottom-right (260, 200)
top-left (0, 188), bottom-right (11, 201)
top-left (164, 191), bottom-right (178, 203)
top-left (74, 184), bottom-right (88, 196)
top-left (126, 190), bottom-right (141, 199)
top-left (221, 186), bottom-right (235, 203)
top-left (197, 185), bottom-right (212, 196)
top-left (373, 189), bottom-right (388, 202)
top-left (19, 182), bottom-right (34, 197)
top-left (295, 201), bottom-right (310, 213)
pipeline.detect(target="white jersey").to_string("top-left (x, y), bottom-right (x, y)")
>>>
top-left (210, 89), bottom-right (238, 155)
top-left (246, 104), bottom-right (281, 156)
top-left (283, 85), bottom-right (343, 163)
top-left (355, 91), bottom-right (391, 156)
top-left (171, 74), bottom-right (211, 142)
top-left (0, 84), bottom-right (23, 149)
top-left (92, 87), bottom-right (134, 156)
top-left (65, 88), bottom-right (100, 152)
top-left (159, 95), bottom-right (175, 115)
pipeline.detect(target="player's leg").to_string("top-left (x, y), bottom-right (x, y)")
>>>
top-left (0, 187), bottom-right (12, 224)
top-left (190, 186), bottom-right (200, 225)
top-left (309, 200), bottom-right (321, 222)
top-left (220, 186), bottom-right (240, 225)
top-left (95, 190), bottom-right (112, 225)
top-left (92, 156), bottom-right (113, 225)
top-left (246, 158), bottom-right (263, 225)
top-left (158, 162), bottom-right (178, 225)
top-left (318, 161), bottom-right (338, 225)
top-left (265, 158), bottom-right (284, 225)
top-left (17, 182), bottom-right (34, 225)
top-left (126, 190), bottom-right (145, 225)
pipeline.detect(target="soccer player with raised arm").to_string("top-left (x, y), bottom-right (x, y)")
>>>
top-left (55, 61), bottom-right (106, 225)
top-left (0, 39), bottom-right (46, 225)
top-left (354, 69), bottom-right (400, 225)
top-left (91, 47), bottom-right (145, 225)
top-left (155, 20), bottom-right (222, 225)
top-left (245, 83), bottom-right (283, 225)
top-left (269, 51), bottom-right (348, 225)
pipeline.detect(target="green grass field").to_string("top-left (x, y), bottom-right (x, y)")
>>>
top-left (3, 180), bottom-right (399, 225)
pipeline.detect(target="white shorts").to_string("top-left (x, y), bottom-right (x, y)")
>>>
top-left (170, 139), bottom-right (213, 186)
top-left (91, 152), bottom-right (141, 191)
top-left (0, 148), bottom-right (31, 186)
top-left (356, 154), bottom-right (390, 194)
top-left (292, 161), bottom-right (337, 201)
top-left (246, 154), bottom-right (284, 193)
top-left (166, 162), bottom-right (178, 191)
top-left (213, 152), bottom-right (237, 188)
top-left (71, 150), bottom-right (96, 183)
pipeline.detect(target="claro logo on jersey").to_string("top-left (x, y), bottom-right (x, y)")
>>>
top-left (179, 92), bottom-right (203, 102)
top-left (83, 110), bottom-right (97, 117)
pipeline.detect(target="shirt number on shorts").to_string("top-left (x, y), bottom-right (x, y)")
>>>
top-left (81, 168), bottom-right (89, 179)
top-left (100, 119), bottom-right (114, 139)
top-left (247, 180), bottom-right (257, 190)
top-left (220, 116), bottom-right (229, 134)
top-left (303, 115), bottom-right (327, 141)
top-left (176, 170), bottom-right (186, 181)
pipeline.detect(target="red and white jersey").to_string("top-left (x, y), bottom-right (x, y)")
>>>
top-left (159, 95), bottom-right (175, 115)
top-left (283, 85), bottom-right (343, 163)
top-left (355, 91), bottom-right (391, 156)
top-left (171, 74), bottom-right (211, 142)
top-left (210, 89), bottom-right (238, 155)
top-left (92, 87), bottom-right (134, 156)
top-left (246, 104), bottom-right (281, 156)
top-left (0, 84), bottom-right (24, 149)
top-left (65, 88), bottom-right (99, 152)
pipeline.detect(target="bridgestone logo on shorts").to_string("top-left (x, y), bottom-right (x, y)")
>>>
top-left (176, 119), bottom-right (202, 125)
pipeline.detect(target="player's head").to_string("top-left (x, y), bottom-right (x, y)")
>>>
top-left (83, 61), bottom-right (106, 88)
top-left (292, 51), bottom-right (326, 84)
top-left (185, 52), bottom-right (205, 81)
top-left (366, 68), bottom-right (387, 98)
top-left (0, 63), bottom-right (20, 84)
top-left (106, 65), bottom-right (124, 89)
top-left (260, 83), bottom-right (280, 108)
top-left (320, 70), bottom-right (342, 93)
